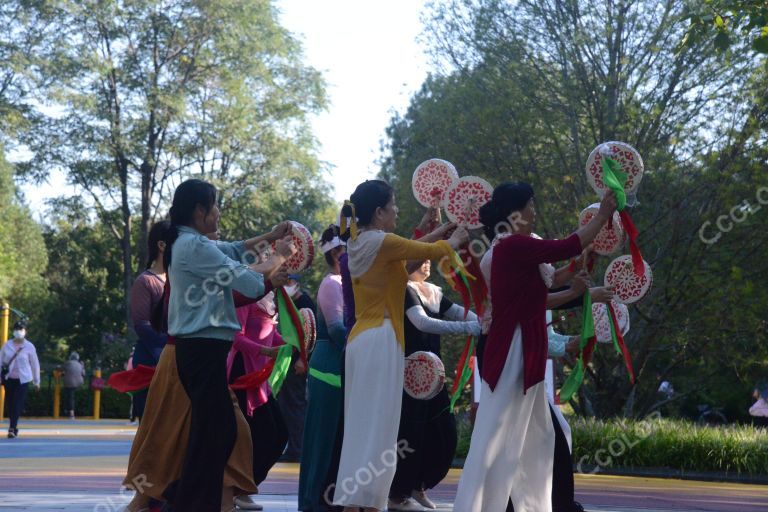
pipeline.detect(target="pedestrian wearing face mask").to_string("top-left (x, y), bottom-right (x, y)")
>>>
top-left (1, 320), bottom-right (40, 438)
top-left (277, 274), bottom-right (315, 462)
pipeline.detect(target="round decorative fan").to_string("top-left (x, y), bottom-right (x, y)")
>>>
top-left (593, 300), bottom-right (630, 343)
top-left (404, 351), bottom-right (445, 400)
top-left (300, 308), bottom-right (316, 354)
top-left (270, 221), bottom-right (314, 272)
top-left (443, 176), bottom-right (494, 229)
top-left (604, 255), bottom-right (653, 304)
top-left (412, 159), bottom-right (459, 208)
top-left (586, 141), bottom-right (644, 196)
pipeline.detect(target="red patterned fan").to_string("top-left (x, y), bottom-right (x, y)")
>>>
top-left (586, 141), bottom-right (644, 196)
top-left (412, 159), bottom-right (459, 208)
top-left (579, 203), bottom-right (625, 256)
top-left (593, 300), bottom-right (630, 343)
top-left (443, 176), bottom-right (493, 229)
top-left (270, 221), bottom-right (314, 273)
top-left (300, 308), bottom-right (316, 355)
top-left (404, 351), bottom-right (445, 400)
top-left (605, 255), bottom-right (653, 304)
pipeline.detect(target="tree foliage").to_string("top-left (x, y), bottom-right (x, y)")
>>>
top-left (5, 0), bottom-right (328, 315)
top-left (381, 0), bottom-right (768, 419)
top-left (0, 146), bottom-right (49, 354)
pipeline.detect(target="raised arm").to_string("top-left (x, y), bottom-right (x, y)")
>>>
top-left (574, 190), bottom-right (618, 248)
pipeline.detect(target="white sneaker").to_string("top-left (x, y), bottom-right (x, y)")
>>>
top-left (387, 497), bottom-right (424, 511)
top-left (234, 495), bottom-right (263, 510)
top-left (411, 490), bottom-right (436, 509)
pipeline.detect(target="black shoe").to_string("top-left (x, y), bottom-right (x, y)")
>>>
top-left (7, 429), bottom-right (16, 439)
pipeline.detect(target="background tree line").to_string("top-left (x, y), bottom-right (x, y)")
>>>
top-left (0, 0), bottom-right (333, 372)
top-left (380, 0), bottom-right (768, 421)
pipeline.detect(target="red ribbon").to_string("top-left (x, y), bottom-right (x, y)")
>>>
top-left (107, 365), bottom-right (156, 393)
top-left (452, 335), bottom-right (474, 395)
top-left (230, 360), bottom-right (277, 390)
top-left (608, 303), bottom-right (635, 383)
top-left (619, 210), bottom-right (644, 278)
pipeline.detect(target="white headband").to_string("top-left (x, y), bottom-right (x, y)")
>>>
top-left (320, 236), bottom-right (345, 254)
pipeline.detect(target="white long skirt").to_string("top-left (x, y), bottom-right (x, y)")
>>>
top-left (333, 320), bottom-right (404, 510)
top-left (454, 326), bottom-right (555, 512)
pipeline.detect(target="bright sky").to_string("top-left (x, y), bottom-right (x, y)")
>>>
top-left (20, 0), bottom-right (431, 217)
top-left (278, 0), bottom-right (431, 204)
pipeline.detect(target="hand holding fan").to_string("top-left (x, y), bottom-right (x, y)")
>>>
top-left (579, 203), bottom-right (625, 256)
top-left (586, 141), bottom-right (644, 198)
top-left (270, 221), bottom-right (314, 273)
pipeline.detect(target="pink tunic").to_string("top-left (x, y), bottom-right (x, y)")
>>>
top-left (227, 302), bottom-right (284, 416)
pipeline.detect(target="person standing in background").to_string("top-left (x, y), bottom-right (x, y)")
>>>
top-left (62, 352), bottom-right (85, 419)
top-left (1, 320), bottom-right (40, 438)
top-left (129, 220), bottom-right (172, 421)
top-left (278, 274), bottom-right (315, 461)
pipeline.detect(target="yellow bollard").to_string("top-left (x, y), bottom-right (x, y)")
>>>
top-left (92, 368), bottom-right (102, 420)
top-left (53, 369), bottom-right (62, 419)
top-left (0, 302), bottom-right (8, 422)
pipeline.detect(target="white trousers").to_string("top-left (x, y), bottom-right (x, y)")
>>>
top-left (333, 320), bottom-right (404, 510)
top-left (454, 326), bottom-right (555, 512)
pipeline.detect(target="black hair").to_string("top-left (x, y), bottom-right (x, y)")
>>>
top-left (12, 320), bottom-right (27, 331)
top-left (321, 224), bottom-right (342, 267)
top-left (146, 220), bottom-right (172, 270)
top-left (478, 182), bottom-right (535, 240)
top-left (165, 179), bottom-right (218, 270)
top-left (340, 180), bottom-right (394, 241)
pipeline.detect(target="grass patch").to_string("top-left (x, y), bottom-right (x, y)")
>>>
top-left (456, 415), bottom-right (768, 475)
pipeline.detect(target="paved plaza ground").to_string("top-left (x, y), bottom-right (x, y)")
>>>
top-left (0, 419), bottom-right (766, 511)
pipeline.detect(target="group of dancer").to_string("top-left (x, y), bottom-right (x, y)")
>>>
top-left (122, 175), bottom-right (618, 512)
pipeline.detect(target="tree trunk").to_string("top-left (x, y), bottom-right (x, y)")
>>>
top-left (138, 160), bottom-right (152, 271)
top-left (119, 156), bottom-right (133, 332)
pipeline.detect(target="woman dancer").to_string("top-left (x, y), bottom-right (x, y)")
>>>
top-left (388, 260), bottom-right (480, 511)
top-left (454, 182), bottom-right (616, 512)
top-left (128, 220), bottom-right (171, 421)
top-left (125, 178), bottom-right (294, 512)
top-left (332, 180), bottom-right (469, 512)
top-left (299, 225), bottom-right (347, 511)
top-left (227, 291), bottom-right (295, 511)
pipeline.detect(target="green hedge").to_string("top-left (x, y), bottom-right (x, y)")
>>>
top-left (13, 380), bottom-right (132, 419)
top-left (456, 415), bottom-right (768, 475)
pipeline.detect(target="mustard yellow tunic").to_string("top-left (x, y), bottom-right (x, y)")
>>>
top-left (347, 234), bottom-right (453, 348)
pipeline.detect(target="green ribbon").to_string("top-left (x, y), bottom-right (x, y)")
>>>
top-left (268, 344), bottom-right (294, 395)
top-left (449, 337), bottom-right (476, 410)
top-left (268, 289), bottom-right (305, 396)
top-left (601, 156), bottom-right (628, 210)
top-left (309, 367), bottom-right (341, 388)
top-left (276, 288), bottom-right (302, 351)
top-left (559, 291), bottom-right (595, 402)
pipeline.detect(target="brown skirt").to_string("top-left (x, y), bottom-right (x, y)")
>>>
top-left (123, 345), bottom-right (257, 500)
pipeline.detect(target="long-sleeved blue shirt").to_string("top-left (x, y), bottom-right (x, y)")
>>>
top-left (168, 226), bottom-right (265, 341)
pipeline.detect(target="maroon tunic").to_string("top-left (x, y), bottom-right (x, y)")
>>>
top-left (482, 233), bottom-right (582, 392)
